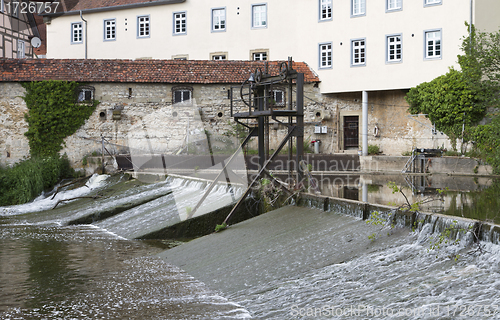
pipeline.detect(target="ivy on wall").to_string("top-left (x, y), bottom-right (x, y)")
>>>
top-left (22, 80), bottom-right (99, 158)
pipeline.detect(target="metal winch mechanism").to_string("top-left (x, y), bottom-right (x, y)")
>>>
top-left (188, 57), bottom-right (306, 223)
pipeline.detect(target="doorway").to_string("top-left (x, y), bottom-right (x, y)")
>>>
top-left (343, 116), bottom-right (359, 149)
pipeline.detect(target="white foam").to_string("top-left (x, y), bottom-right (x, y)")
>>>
top-left (0, 174), bottom-right (110, 216)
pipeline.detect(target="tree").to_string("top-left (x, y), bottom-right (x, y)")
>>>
top-left (405, 68), bottom-right (487, 150)
top-left (458, 23), bottom-right (500, 173)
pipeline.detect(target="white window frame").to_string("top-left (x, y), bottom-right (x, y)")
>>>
top-left (272, 89), bottom-right (285, 107)
top-left (17, 40), bottom-right (25, 58)
top-left (104, 18), bottom-right (116, 41)
top-left (351, 38), bottom-right (366, 66)
top-left (386, 34), bottom-right (402, 63)
top-left (319, 42), bottom-right (332, 69)
top-left (319, 0), bottom-right (332, 21)
top-left (210, 53), bottom-right (227, 61)
top-left (172, 54), bottom-right (188, 60)
top-left (252, 4), bottom-right (267, 28)
top-left (0, 0), bottom-right (4, 13)
top-left (77, 86), bottom-right (95, 103)
top-left (424, 29), bottom-right (442, 59)
top-left (71, 22), bottom-right (83, 44)
top-left (252, 52), bottom-right (267, 61)
top-left (137, 15), bottom-right (150, 38)
top-left (387, 0), bottom-right (402, 12)
top-left (424, 0), bottom-right (442, 7)
top-left (172, 87), bottom-right (192, 104)
top-left (173, 11), bottom-right (187, 35)
top-left (351, 0), bottom-right (366, 17)
top-left (212, 7), bottom-right (226, 32)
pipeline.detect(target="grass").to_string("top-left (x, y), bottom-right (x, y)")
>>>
top-left (0, 155), bottom-right (75, 206)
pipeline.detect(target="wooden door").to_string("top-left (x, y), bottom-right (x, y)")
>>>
top-left (343, 116), bottom-right (359, 148)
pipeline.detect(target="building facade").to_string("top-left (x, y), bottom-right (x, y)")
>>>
top-left (0, 0), bottom-right (42, 58)
top-left (0, 59), bottom-right (322, 166)
top-left (38, 0), bottom-right (500, 155)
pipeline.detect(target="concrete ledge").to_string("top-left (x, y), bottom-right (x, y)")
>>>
top-left (360, 155), bottom-right (494, 175)
top-left (297, 192), bottom-right (499, 244)
top-left (137, 198), bottom-right (257, 240)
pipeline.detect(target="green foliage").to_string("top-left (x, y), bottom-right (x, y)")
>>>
top-left (367, 145), bottom-right (380, 155)
top-left (428, 220), bottom-right (472, 260)
top-left (443, 150), bottom-right (461, 157)
top-left (366, 211), bottom-right (385, 226)
top-left (214, 222), bottom-right (227, 233)
top-left (405, 68), bottom-right (487, 150)
top-left (0, 155), bottom-right (75, 205)
top-left (22, 80), bottom-right (98, 158)
top-left (459, 23), bottom-right (500, 108)
top-left (471, 114), bottom-right (500, 174)
top-left (365, 211), bottom-right (394, 241)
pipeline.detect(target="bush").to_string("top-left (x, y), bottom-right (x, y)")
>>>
top-left (0, 155), bottom-right (75, 206)
top-left (368, 145), bottom-right (380, 155)
top-left (443, 150), bottom-right (461, 157)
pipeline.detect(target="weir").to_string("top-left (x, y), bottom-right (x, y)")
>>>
top-left (1, 174), bottom-right (255, 240)
top-left (160, 203), bottom-right (500, 319)
top-left (2, 171), bottom-right (500, 319)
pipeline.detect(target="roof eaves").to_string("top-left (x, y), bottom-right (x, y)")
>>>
top-left (43, 0), bottom-right (185, 17)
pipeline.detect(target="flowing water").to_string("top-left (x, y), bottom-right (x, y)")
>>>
top-left (0, 174), bottom-right (250, 319)
top-left (2, 173), bottom-right (500, 319)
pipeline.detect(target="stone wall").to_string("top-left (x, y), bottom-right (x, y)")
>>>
top-left (0, 81), bottom-right (453, 169)
top-left (0, 83), bottom-right (30, 164)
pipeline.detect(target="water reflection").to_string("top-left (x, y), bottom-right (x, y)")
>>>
top-left (0, 224), bottom-right (249, 319)
top-left (307, 173), bottom-right (500, 224)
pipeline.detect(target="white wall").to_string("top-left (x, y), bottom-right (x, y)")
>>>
top-left (45, 0), bottom-right (497, 94)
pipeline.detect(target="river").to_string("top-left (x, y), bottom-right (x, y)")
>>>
top-left (1, 173), bottom-right (500, 319)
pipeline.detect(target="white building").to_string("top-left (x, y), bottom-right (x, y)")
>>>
top-left (40, 0), bottom-right (500, 155)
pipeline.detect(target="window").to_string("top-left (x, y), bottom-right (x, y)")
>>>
top-left (252, 4), bottom-right (267, 28)
top-left (172, 54), bottom-right (188, 60)
top-left (319, 43), bottom-right (332, 68)
top-left (71, 22), bottom-right (83, 43)
top-left (424, 0), bottom-right (441, 6)
top-left (320, 0), bottom-right (332, 20)
top-left (387, 0), bottom-right (402, 11)
top-left (387, 35), bottom-right (402, 62)
top-left (77, 86), bottom-right (95, 103)
top-left (352, 0), bottom-right (365, 16)
top-left (104, 19), bottom-right (116, 41)
top-left (252, 52), bottom-right (267, 61)
top-left (17, 40), bottom-right (25, 58)
top-left (425, 30), bottom-right (441, 59)
top-left (174, 12), bottom-right (186, 35)
top-left (351, 39), bottom-right (366, 66)
top-left (172, 87), bottom-right (192, 104)
top-left (272, 89), bottom-right (285, 107)
top-left (212, 8), bottom-right (226, 31)
top-left (212, 54), bottom-right (227, 60)
top-left (1, 0), bottom-right (4, 13)
top-left (137, 15), bottom-right (150, 38)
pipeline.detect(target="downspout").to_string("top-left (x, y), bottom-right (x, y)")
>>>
top-left (470, 0), bottom-right (473, 34)
top-left (362, 91), bottom-right (368, 156)
top-left (80, 11), bottom-right (87, 59)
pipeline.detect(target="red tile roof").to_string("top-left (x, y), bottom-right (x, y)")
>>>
top-left (0, 59), bottom-right (320, 84)
top-left (43, 0), bottom-right (185, 16)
